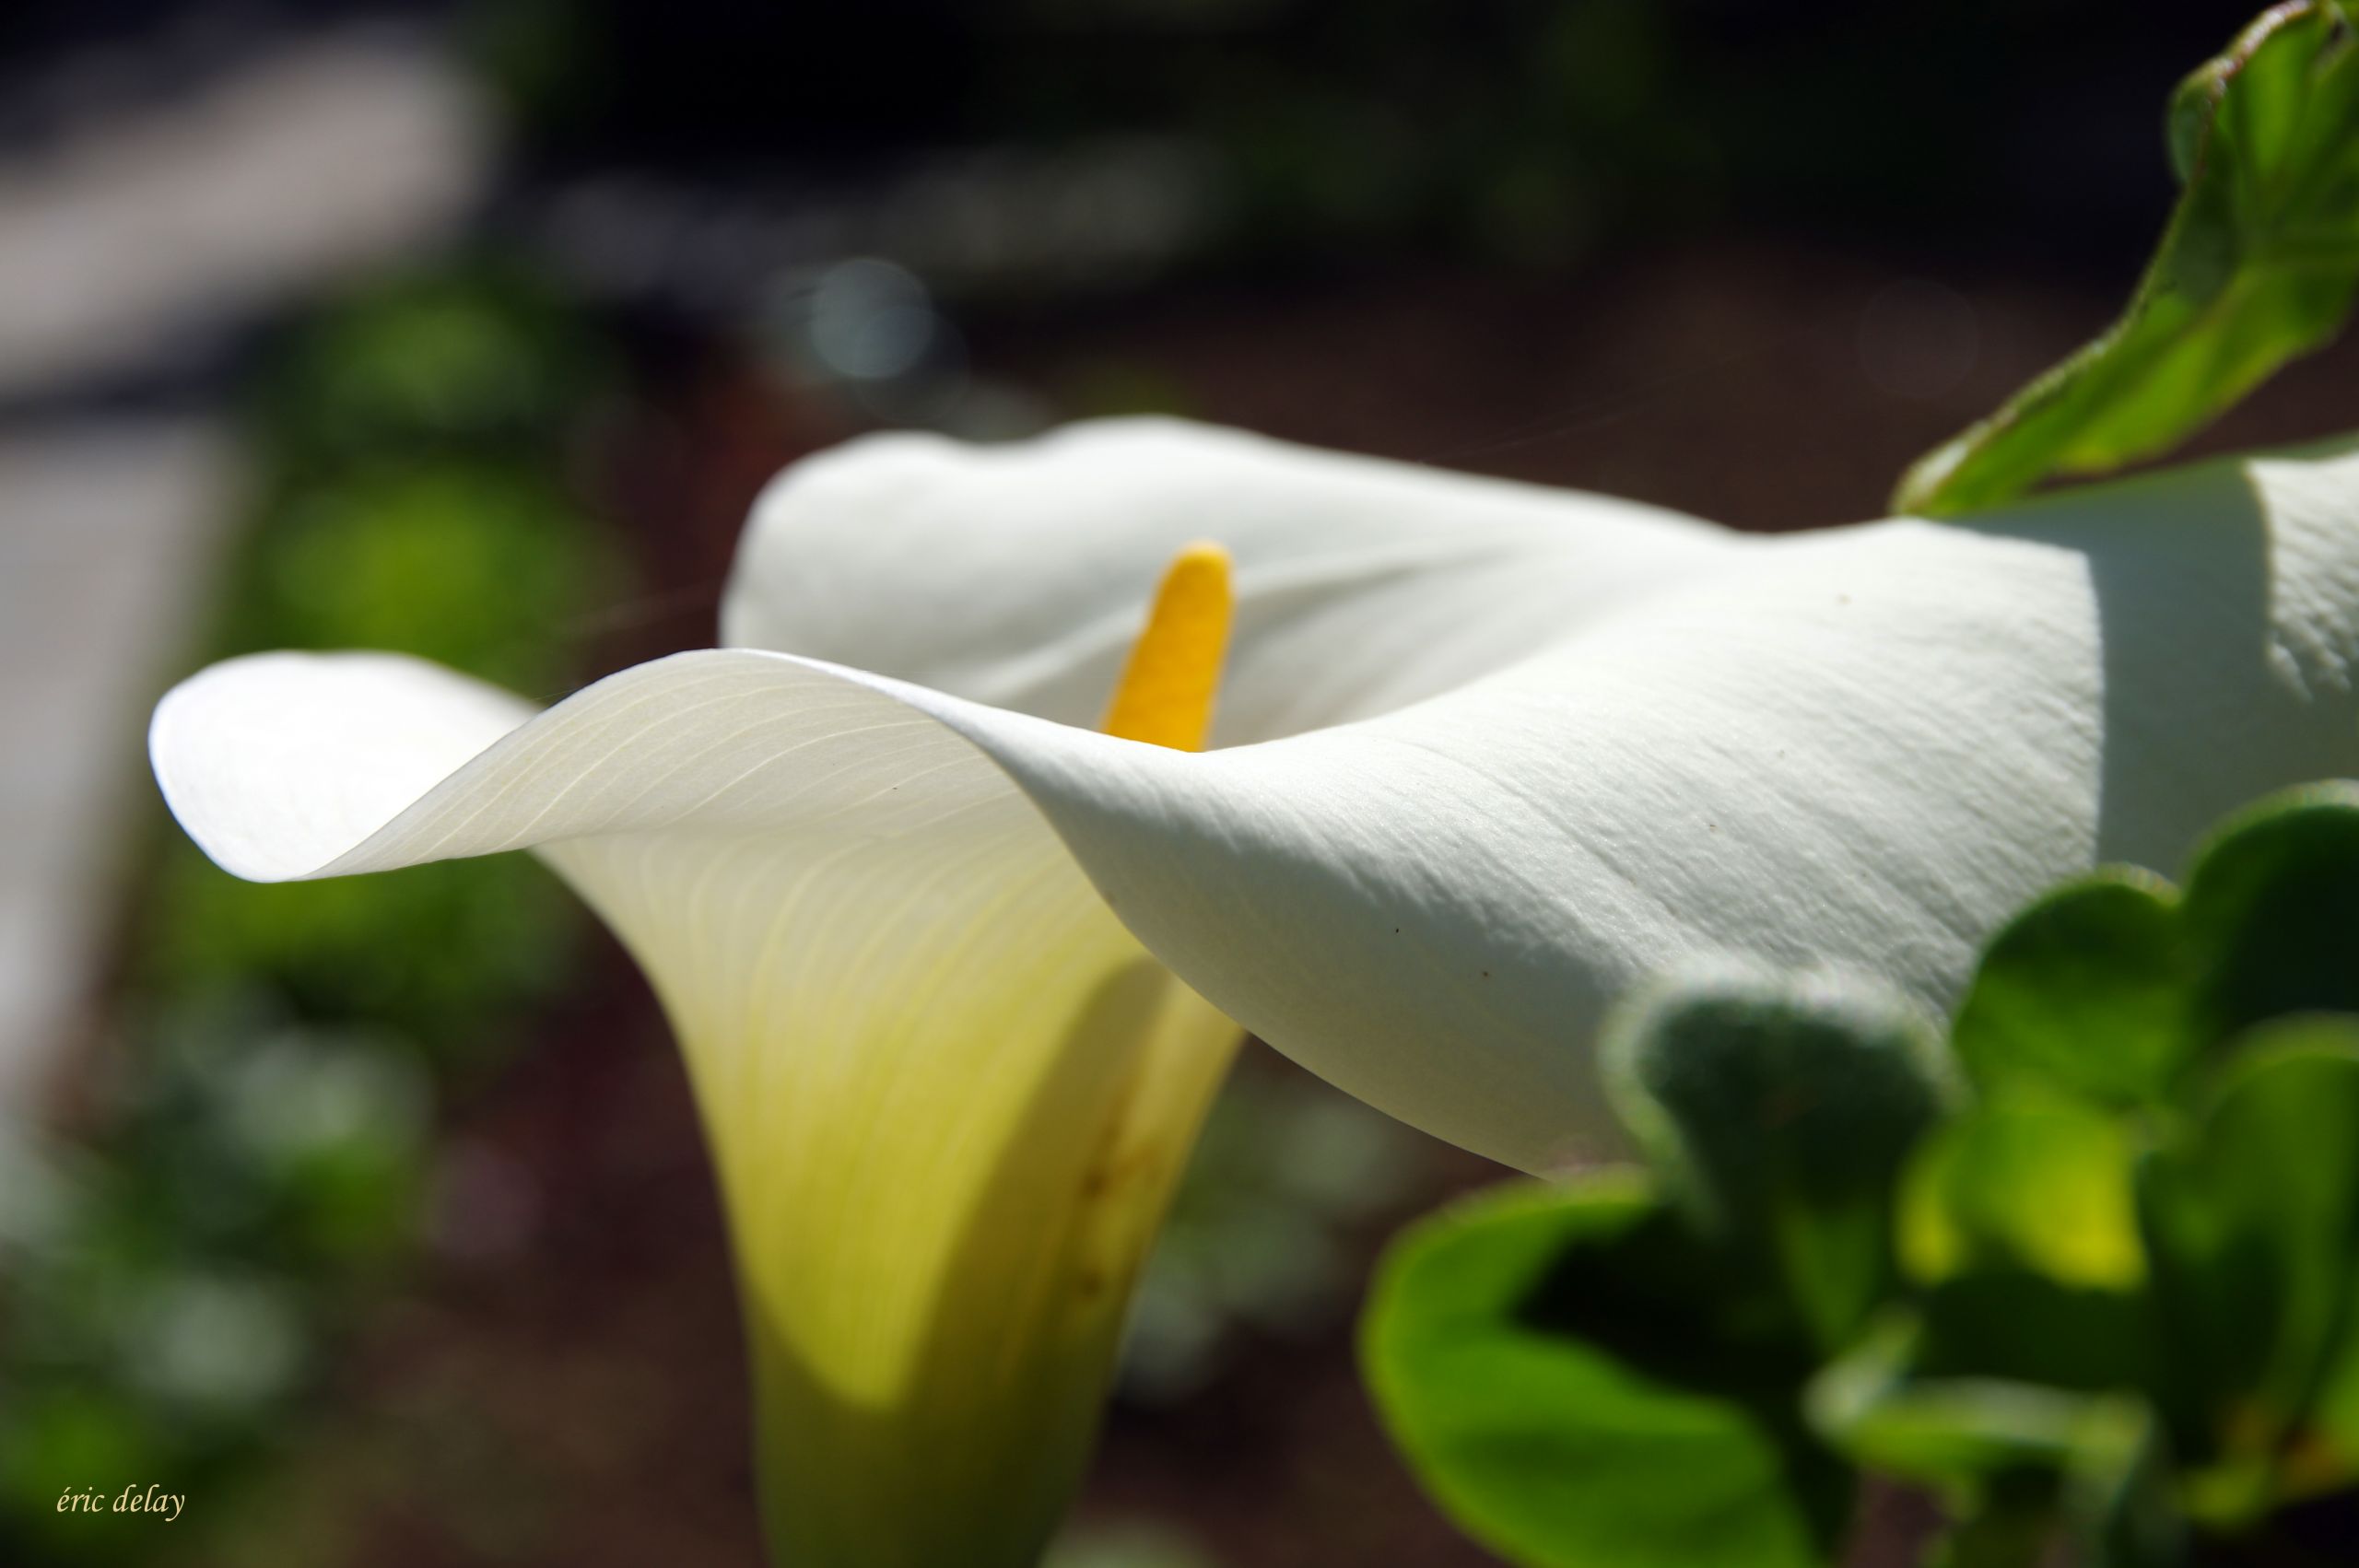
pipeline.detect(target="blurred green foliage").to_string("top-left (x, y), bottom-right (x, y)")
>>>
top-left (1364, 971), bottom-right (1942, 1568)
top-left (254, 265), bottom-right (613, 468)
top-left (1365, 782), bottom-right (2359, 1568)
top-left (0, 260), bottom-right (626, 1564)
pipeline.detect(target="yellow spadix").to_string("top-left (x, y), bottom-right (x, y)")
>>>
top-left (1101, 541), bottom-right (1234, 751)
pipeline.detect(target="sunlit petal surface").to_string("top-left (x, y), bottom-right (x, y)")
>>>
top-left (153, 421), bottom-right (2359, 1561)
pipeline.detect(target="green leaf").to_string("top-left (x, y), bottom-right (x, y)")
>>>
top-left (1895, 3), bottom-right (2359, 516)
top-left (1813, 1313), bottom-right (2117, 1481)
top-left (1811, 1318), bottom-right (2184, 1568)
top-left (1602, 961), bottom-right (1959, 1349)
top-left (2300, 1303), bottom-right (2359, 1493)
top-left (2073, 1402), bottom-right (2189, 1568)
top-left (1901, 1101), bottom-right (2146, 1294)
top-left (2136, 1019), bottom-right (2359, 1515)
top-left (1914, 1270), bottom-right (2160, 1404)
top-left (1945, 783), bottom-right (2359, 1110)
top-left (2179, 781), bottom-right (2359, 1047)
top-left (1810, 1278), bottom-right (2159, 1486)
top-left (1362, 1176), bottom-right (1848, 1568)
top-left (1937, 1401), bottom-right (2182, 1568)
top-left (1950, 872), bottom-right (2191, 1109)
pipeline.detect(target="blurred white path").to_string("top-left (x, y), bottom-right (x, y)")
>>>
top-left (0, 423), bottom-right (234, 1106)
top-left (0, 30), bottom-right (492, 1117)
top-left (0, 32), bottom-right (489, 399)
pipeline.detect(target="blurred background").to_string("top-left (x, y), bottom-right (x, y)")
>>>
top-left (5, 3), bottom-right (2359, 1564)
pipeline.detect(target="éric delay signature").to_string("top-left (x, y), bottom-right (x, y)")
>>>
top-left (57, 1485), bottom-right (185, 1524)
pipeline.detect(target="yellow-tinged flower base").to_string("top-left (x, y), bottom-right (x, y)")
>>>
top-left (547, 825), bottom-right (1241, 1567)
top-left (741, 955), bottom-right (1238, 1566)
top-left (532, 541), bottom-right (1246, 1565)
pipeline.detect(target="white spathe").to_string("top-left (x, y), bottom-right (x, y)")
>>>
top-left (150, 418), bottom-right (2359, 1564)
top-left (723, 416), bottom-right (1738, 741)
top-left (156, 418), bottom-right (2359, 1174)
top-left (153, 419), bottom-right (1780, 1565)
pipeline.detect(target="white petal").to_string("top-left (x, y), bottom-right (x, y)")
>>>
top-left (156, 436), bottom-right (2359, 1180)
top-left (152, 418), bottom-right (1753, 1559)
top-left (723, 415), bottom-right (1740, 741)
top-left (156, 646), bottom-right (1238, 1566)
top-left (940, 440), bottom-right (2359, 1168)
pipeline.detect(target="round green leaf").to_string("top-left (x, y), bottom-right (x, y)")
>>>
top-left (2180, 782), bottom-right (2359, 1050)
top-left (1901, 1101), bottom-right (2146, 1293)
top-left (2137, 1018), bottom-right (2359, 1510)
top-left (1363, 1176), bottom-right (1848, 1568)
top-left (1951, 871), bottom-right (2191, 1108)
top-left (1602, 960), bottom-right (1958, 1347)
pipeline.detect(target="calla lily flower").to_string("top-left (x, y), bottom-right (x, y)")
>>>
top-left (151, 417), bottom-right (2359, 1564)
